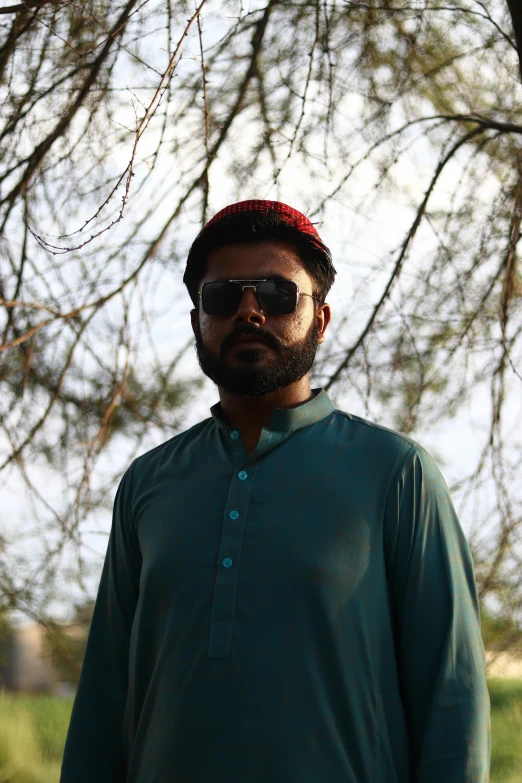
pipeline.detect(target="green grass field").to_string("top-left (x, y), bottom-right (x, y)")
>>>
top-left (0, 690), bottom-right (72, 783)
top-left (0, 679), bottom-right (521, 781)
top-left (489, 678), bottom-right (522, 782)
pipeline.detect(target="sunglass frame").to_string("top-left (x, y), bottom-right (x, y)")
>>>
top-left (198, 279), bottom-right (320, 316)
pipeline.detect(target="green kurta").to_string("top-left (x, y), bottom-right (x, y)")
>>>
top-left (60, 389), bottom-right (490, 783)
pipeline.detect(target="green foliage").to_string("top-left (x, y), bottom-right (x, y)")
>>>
top-left (0, 692), bottom-right (69, 783)
top-left (13, 694), bottom-right (74, 766)
top-left (481, 603), bottom-right (522, 655)
top-left (0, 612), bottom-right (14, 670)
top-left (41, 601), bottom-right (94, 686)
top-left (489, 678), bottom-right (522, 783)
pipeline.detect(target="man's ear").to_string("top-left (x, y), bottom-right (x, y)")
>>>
top-left (316, 302), bottom-right (331, 345)
top-left (190, 308), bottom-right (198, 336)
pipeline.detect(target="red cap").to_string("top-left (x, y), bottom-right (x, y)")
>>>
top-left (202, 200), bottom-right (322, 240)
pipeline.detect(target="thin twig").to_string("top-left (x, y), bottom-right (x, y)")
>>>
top-left (28, 0), bottom-right (211, 253)
top-left (325, 126), bottom-right (484, 390)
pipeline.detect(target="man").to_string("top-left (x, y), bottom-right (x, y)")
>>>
top-left (60, 200), bottom-right (490, 783)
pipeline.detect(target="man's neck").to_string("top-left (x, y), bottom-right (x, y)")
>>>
top-left (218, 378), bottom-right (314, 451)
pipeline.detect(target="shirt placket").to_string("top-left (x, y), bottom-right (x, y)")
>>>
top-left (208, 427), bottom-right (260, 658)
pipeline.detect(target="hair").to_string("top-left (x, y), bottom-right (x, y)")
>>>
top-left (183, 209), bottom-right (336, 309)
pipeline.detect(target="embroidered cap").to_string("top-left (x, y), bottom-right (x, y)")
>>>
top-left (201, 200), bottom-right (322, 241)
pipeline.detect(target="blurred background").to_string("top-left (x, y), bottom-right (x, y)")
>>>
top-left (0, 0), bottom-right (522, 780)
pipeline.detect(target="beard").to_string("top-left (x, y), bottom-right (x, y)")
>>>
top-left (193, 318), bottom-right (320, 398)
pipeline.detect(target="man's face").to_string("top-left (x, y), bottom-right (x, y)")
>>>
top-left (190, 241), bottom-right (330, 398)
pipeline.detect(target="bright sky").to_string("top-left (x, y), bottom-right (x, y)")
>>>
top-left (3, 0), bottom-right (521, 626)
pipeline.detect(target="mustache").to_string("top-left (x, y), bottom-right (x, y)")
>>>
top-left (221, 324), bottom-right (279, 354)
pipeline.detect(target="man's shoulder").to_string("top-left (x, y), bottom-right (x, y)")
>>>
top-left (331, 407), bottom-right (420, 453)
top-left (327, 408), bottom-right (442, 490)
top-left (330, 407), bottom-right (440, 477)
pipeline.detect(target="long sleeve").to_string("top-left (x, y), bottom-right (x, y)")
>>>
top-left (384, 445), bottom-right (490, 782)
top-left (60, 462), bottom-right (141, 782)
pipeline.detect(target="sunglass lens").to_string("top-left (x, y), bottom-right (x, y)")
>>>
top-left (201, 282), bottom-right (241, 315)
top-left (257, 280), bottom-right (297, 314)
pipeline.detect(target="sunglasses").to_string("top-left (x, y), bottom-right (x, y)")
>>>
top-left (198, 279), bottom-right (320, 316)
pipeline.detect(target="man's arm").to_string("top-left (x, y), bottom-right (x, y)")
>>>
top-left (60, 462), bottom-right (141, 782)
top-left (384, 445), bottom-right (490, 782)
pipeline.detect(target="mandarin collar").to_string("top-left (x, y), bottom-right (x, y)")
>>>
top-left (210, 388), bottom-right (335, 432)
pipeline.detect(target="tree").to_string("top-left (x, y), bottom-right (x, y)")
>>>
top-left (0, 0), bottom-right (521, 647)
top-left (41, 598), bottom-right (95, 685)
top-left (0, 610), bottom-right (14, 688)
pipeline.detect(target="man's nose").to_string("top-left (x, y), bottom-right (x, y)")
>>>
top-left (234, 288), bottom-right (266, 323)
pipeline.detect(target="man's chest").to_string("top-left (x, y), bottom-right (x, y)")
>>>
top-left (133, 455), bottom-right (388, 606)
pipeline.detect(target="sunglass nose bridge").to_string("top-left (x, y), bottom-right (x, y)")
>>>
top-left (235, 284), bottom-right (265, 315)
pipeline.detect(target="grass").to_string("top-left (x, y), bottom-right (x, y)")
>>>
top-left (489, 678), bottom-right (522, 783)
top-left (0, 679), bottom-right (521, 781)
top-left (0, 691), bottom-right (72, 783)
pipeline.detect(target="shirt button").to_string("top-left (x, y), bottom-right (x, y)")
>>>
top-left (222, 557), bottom-right (233, 568)
top-left (238, 471), bottom-right (248, 480)
top-left (229, 509), bottom-right (239, 520)
top-left (230, 430), bottom-right (239, 439)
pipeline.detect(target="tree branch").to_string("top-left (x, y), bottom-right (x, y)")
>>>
top-left (0, 0), bottom-right (67, 15)
top-left (505, 0), bottom-right (522, 82)
top-left (324, 125), bottom-right (485, 391)
top-left (0, 0), bottom-right (140, 228)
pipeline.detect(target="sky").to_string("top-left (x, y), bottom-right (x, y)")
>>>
top-left (2, 0), bottom-right (521, 626)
